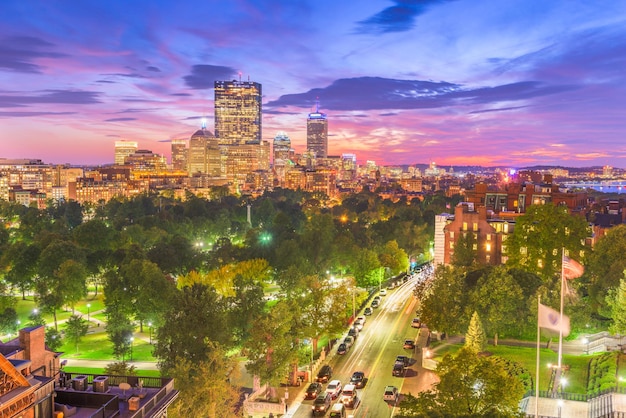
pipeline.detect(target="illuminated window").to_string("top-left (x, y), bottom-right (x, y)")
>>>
top-left (450, 232), bottom-right (454, 239)
top-left (463, 222), bottom-right (468, 231)
top-left (486, 255), bottom-right (491, 263)
top-left (502, 245), bottom-right (507, 254)
top-left (503, 223), bottom-right (509, 233)
top-left (450, 242), bottom-right (454, 249)
top-left (473, 233), bottom-right (478, 240)
top-left (521, 247), bottom-right (527, 255)
top-left (472, 244), bottom-right (478, 250)
top-left (487, 234), bottom-right (491, 241)
top-left (473, 222), bottom-right (478, 231)
top-left (565, 227), bottom-right (570, 236)
top-left (486, 243), bottom-right (491, 252)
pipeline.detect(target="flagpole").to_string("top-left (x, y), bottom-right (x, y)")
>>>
top-left (557, 249), bottom-right (565, 393)
top-left (535, 294), bottom-right (540, 418)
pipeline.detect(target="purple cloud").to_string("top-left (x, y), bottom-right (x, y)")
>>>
top-left (183, 65), bottom-right (238, 89)
top-left (0, 90), bottom-right (102, 107)
top-left (0, 111), bottom-right (76, 118)
top-left (356, 0), bottom-right (456, 34)
top-left (0, 36), bottom-right (67, 73)
top-left (104, 117), bottom-right (137, 122)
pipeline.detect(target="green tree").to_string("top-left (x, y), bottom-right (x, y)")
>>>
top-left (398, 347), bottom-right (525, 417)
top-left (419, 265), bottom-right (469, 335)
top-left (470, 266), bottom-right (526, 344)
top-left (0, 307), bottom-right (19, 335)
top-left (169, 342), bottom-right (240, 418)
top-left (588, 225), bottom-right (626, 313)
top-left (505, 204), bottom-right (588, 298)
top-left (46, 327), bottom-right (63, 352)
top-left (606, 276), bottom-right (626, 336)
top-left (378, 240), bottom-right (409, 276)
top-left (451, 232), bottom-right (477, 268)
top-left (350, 249), bottom-right (381, 288)
top-left (65, 314), bottom-right (89, 353)
top-left (465, 311), bottom-right (487, 353)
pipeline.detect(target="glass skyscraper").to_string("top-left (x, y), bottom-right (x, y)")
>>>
top-left (307, 102), bottom-right (328, 158)
top-left (214, 80), bottom-right (262, 146)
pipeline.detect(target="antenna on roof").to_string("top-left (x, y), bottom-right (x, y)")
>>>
top-left (315, 97), bottom-right (320, 113)
top-left (238, 71), bottom-right (242, 82)
top-left (201, 117), bottom-right (207, 130)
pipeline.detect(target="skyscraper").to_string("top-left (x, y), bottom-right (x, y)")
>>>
top-left (187, 120), bottom-right (221, 176)
top-left (214, 79), bottom-right (262, 145)
top-left (307, 101), bottom-right (328, 158)
top-left (273, 131), bottom-right (292, 162)
top-left (171, 138), bottom-right (188, 172)
top-left (114, 140), bottom-right (138, 165)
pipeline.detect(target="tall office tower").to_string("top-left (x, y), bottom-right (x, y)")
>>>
top-left (114, 140), bottom-right (138, 165)
top-left (187, 120), bottom-right (221, 176)
top-left (273, 131), bottom-right (292, 162)
top-left (214, 79), bottom-right (262, 145)
top-left (306, 100), bottom-right (328, 158)
top-left (171, 139), bottom-right (188, 172)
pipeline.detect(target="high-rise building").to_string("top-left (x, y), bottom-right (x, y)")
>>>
top-left (114, 140), bottom-right (138, 165)
top-left (171, 139), bottom-right (188, 172)
top-left (273, 131), bottom-right (292, 162)
top-left (214, 79), bottom-right (262, 145)
top-left (307, 101), bottom-right (328, 158)
top-left (187, 120), bottom-right (221, 177)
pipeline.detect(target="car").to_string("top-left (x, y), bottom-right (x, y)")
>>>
top-left (356, 315), bottom-right (366, 325)
top-left (337, 343), bottom-right (348, 355)
top-left (340, 384), bottom-right (358, 408)
top-left (343, 336), bottom-right (354, 349)
top-left (403, 339), bottom-right (415, 350)
top-left (326, 380), bottom-right (343, 399)
top-left (312, 393), bottom-right (332, 415)
top-left (396, 355), bottom-right (410, 367)
top-left (305, 382), bottom-right (323, 399)
top-left (316, 365), bottom-right (332, 383)
top-left (371, 299), bottom-right (380, 308)
top-left (364, 307), bottom-right (373, 316)
top-left (349, 371), bottom-right (365, 388)
top-left (379, 289), bottom-right (387, 296)
top-left (411, 318), bottom-right (421, 328)
top-left (329, 402), bottom-right (347, 418)
top-left (354, 318), bottom-right (365, 331)
top-left (373, 295), bottom-right (381, 302)
top-left (348, 327), bottom-right (358, 338)
top-left (392, 361), bottom-right (405, 377)
top-left (383, 385), bottom-right (399, 402)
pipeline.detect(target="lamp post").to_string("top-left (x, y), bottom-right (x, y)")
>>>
top-left (148, 322), bottom-right (153, 344)
top-left (129, 337), bottom-right (134, 362)
top-left (87, 303), bottom-right (91, 324)
top-left (582, 337), bottom-right (589, 355)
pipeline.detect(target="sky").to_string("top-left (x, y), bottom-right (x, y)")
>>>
top-left (1, 0), bottom-right (626, 168)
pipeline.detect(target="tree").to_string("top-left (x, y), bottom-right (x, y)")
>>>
top-left (378, 240), bottom-right (409, 276)
top-left (46, 327), bottom-right (63, 352)
top-left (451, 232), bottom-right (478, 268)
top-left (153, 283), bottom-right (231, 374)
top-left (169, 342), bottom-right (240, 418)
top-left (65, 314), bottom-right (89, 353)
top-left (465, 311), bottom-right (487, 353)
top-left (588, 225), bottom-right (626, 313)
top-left (0, 307), bottom-right (19, 335)
top-left (419, 266), bottom-right (469, 335)
top-left (397, 347), bottom-right (525, 417)
top-left (350, 249), bottom-right (381, 288)
top-left (505, 204), bottom-right (587, 297)
top-left (606, 276), bottom-right (626, 336)
top-left (470, 266), bottom-right (526, 344)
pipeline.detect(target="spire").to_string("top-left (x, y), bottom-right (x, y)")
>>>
top-left (201, 117), bottom-right (207, 130)
top-left (315, 97), bottom-right (320, 113)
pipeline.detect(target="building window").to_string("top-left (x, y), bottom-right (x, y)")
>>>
top-left (501, 245), bottom-right (507, 254)
top-left (486, 243), bottom-right (491, 252)
top-left (487, 234), bottom-right (491, 241)
top-left (463, 222), bottom-right (468, 231)
top-left (450, 231), bottom-right (454, 239)
top-left (450, 242), bottom-right (454, 249)
top-left (473, 233), bottom-right (478, 240)
top-left (486, 255), bottom-right (491, 263)
top-left (503, 223), bottom-right (509, 233)
top-left (473, 222), bottom-right (478, 231)
top-left (472, 243), bottom-right (478, 250)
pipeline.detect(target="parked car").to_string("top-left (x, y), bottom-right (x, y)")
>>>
top-left (364, 307), bottom-right (373, 316)
top-left (349, 371), bottom-right (365, 388)
top-left (379, 289), bottom-right (387, 296)
top-left (392, 361), bottom-right (405, 377)
top-left (396, 355), bottom-right (410, 367)
top-left (371, 299), bottom-right (380, 308)
top-left (354, 318), bottom-right (365, 331)
top-left (326, 380), bottom-right (343, 399)
top-left (403, 339), bottom-right (415, 350)
top-left (348, 327), bottom-right (358, 338)
top-left (312, 393), bottom-right (332, 415)
top-left (337, 343), bottom-right (348, 355)
top-left (411, 318), bottom-right (421, 328)
top-left (343, 336), bottom-right (354, 349)
top-left (383, 385), bottom-right (399, 402)
top-left (316, 365), bottom-right (332, 383)
top-left (305, 382), bottom-right (323, 399)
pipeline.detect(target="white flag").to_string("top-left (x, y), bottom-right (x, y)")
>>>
top-left (538, 302), bottom-right (570, 337)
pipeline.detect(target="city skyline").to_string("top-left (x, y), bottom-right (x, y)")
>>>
top-left (1, 0), bottom-right (625, 168)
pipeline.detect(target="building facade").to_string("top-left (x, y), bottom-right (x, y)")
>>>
top-left (114, 140), bottom-right (138, 165)
top-left (214, 80), bottom-right (262, 146)
top-left (307, 107), bottom-right (328, 158)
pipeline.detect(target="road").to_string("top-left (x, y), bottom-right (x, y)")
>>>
top-left (290, 277), bottom-right (437, 417)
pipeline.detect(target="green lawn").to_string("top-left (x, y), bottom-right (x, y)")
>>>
top-left (64, 366), bottom-right (161, 377)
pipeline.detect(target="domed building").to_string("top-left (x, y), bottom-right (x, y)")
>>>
top-left (188, 120), bottom-right (221, 176)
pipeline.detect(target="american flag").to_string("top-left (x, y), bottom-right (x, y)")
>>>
top-left (563, 255), bottom-right (584, 280)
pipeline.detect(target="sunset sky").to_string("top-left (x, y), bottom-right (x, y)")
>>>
top-left (1, 0), bottom-right (625, 168)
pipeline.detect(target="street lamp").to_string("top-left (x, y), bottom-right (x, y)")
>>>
top-left (582, 337), bottom-right (589, 354)
top-left (148, 322), bottom-right (153, 344)
top-left (129, 337), bottom-right (134, 362)
top-left (87, 303), bottom-right (91, 324)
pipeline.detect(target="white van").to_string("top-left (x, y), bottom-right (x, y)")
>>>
top-left (329, 402), bottom-right (346, 418)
